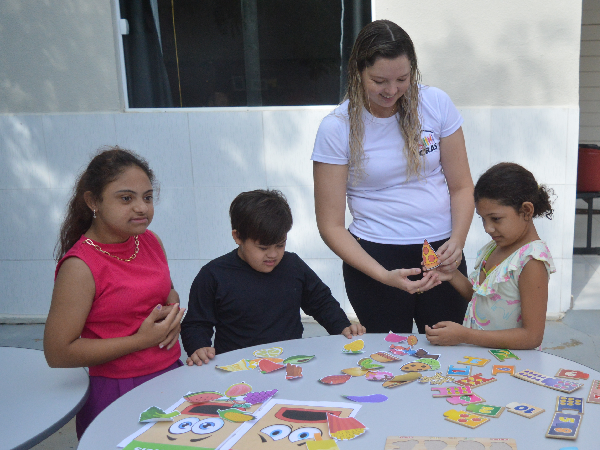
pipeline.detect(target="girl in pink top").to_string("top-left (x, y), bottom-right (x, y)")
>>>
top-left (44, 147), bottom-right (186, 438)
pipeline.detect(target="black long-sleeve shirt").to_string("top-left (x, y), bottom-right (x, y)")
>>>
top-left (181, 249), bottom-right (351, 355)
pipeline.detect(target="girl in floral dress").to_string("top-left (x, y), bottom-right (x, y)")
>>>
top-left (425, 163), bottom-right (555, 349)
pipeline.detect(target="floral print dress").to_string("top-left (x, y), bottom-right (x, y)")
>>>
top-left (463, 240), bottom-right (555, 331)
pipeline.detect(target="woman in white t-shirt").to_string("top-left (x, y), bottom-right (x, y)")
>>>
top-left (311, 20), bottom-right (474, 333)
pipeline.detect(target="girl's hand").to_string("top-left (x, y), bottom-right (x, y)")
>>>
top-left (427, 267), bottom-right (454, 282)
top-left (384, 268), bottom-right (441, 294)
top-left (436, 238), bottom-right (463, 269)
top-left (341, 323), bottom-right (367, 338)
top-left (425, 322), bottom-right (467, 346)
top-left (186, 347), bottom-right (216, 366)
top-left (136, 304), bottom-right (186, 349)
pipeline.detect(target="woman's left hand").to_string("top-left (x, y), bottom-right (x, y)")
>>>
top-left (436, 238), bottom-right (462, 270)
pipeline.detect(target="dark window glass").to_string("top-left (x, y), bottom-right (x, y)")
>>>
top-left (119, 0), bottom-right (371, 108)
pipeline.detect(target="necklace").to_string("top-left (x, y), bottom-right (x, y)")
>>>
top-left (480, 244), bottom-right (498, 278)
top-left (85, 235), bottom-right (139, 262)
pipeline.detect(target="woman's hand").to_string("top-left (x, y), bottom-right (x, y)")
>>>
top-left (383, 268), bottom-right (441, 293)
top-left (136, 304), bottom-right (186, 349)
top-left (425, 321), bottom-right (467, 346)
top-left (436, 238), bottom-right (463, 268)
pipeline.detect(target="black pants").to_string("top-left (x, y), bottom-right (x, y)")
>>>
top-left (343, 236), bottom-right (469, 334)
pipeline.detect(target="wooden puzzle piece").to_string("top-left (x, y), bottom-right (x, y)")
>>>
top-left (555, 368), bottom-right (590, 380)
top-left (446, 393), bottom-right (486, 406)
top-left (466, 403), bottom-right (505, 418)
top-left (443, 409), bottom-right (489, 428)
top-left (431, 385), bottom-right (472, 397)
top-left (447, 365), bottom-right (471, 376)
top-left (546, 412), bottom-right (582, 440)
top-left (422, 239), bottom-right (441, 271)
top-left (453, 373), bottom-right (496, 388)
top-left (457, 356), bottom-right (490, 366)
top-left (587, 379), bottom-right (600, 404)
top-left (489, 348), bottom-right (520, 362)
top-left (506, 401), bottom-right (545, 418)
top-left (418, 372), bottom-right (455, 385)
top-left (556, 396), bottom-right (584, 414)
top-left (384, 436), bottom-right (517, 450)
top-left (492, 364), bottom-right (515, 375)
top-left (513, 369), bottom-right (584, 393)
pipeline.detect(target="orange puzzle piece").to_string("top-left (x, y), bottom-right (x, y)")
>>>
top-left (422, 239), bottom-right (441, 271)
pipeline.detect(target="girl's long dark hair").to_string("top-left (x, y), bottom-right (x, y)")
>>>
top-left (55, 146), bottom-right (156, 260)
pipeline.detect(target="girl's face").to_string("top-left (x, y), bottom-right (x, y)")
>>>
top-left (361, 55), bottom-right (411, 118)
top-left (475, 198), bottom-right (533, 249)
top-left (88, 165), bottom-right (154, 243)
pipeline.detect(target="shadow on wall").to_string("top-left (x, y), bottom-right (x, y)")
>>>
top-left (0, 0), bottom-right (119, 113)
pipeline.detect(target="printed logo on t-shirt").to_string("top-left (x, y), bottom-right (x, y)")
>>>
top-left (419, 129), bottom-right (438, 155)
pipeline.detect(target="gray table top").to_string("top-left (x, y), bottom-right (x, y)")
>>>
top-left (0, 347), bottom-right (89, 450)
top-left (78, 334), bottom-right (600, 449)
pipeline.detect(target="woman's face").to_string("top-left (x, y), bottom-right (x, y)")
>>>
top-left (361, 55), bottom-right (411, 118)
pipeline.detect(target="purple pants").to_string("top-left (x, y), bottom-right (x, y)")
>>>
top-left (76, 359), bottom-right (184, 439)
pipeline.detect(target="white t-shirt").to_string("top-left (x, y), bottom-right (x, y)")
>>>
top-left (311, 85), bottom-right (463, 245)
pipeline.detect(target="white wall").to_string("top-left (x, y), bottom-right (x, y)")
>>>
top-left (580, 0), bottom-right (600, 143)
top-left (0, 0), bottom-right (585, 320)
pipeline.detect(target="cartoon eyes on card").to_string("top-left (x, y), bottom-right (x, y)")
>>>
top-left (169, 417), bottom-right (225, 435)
top-left (260, 425), bottom-right (321, 442)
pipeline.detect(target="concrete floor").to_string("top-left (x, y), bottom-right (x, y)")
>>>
top-left (2, 310), bottom-right (600, 450)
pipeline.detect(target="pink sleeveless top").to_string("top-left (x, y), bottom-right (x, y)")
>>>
top-left (56, 231), bottom-right (181, 378)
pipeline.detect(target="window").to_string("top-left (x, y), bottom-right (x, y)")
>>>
top-left (118, 0), bottom-right (371, 108)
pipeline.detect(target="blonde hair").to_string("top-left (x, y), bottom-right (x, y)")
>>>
top-left (346, 20), bottom-right (422, 182)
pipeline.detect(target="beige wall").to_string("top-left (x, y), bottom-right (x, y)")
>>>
top-left (580, 0), bottom-right (600, 143)
top-left (0, 0), bottom-right (121, 113)
top-left (376, 0), bottom-right (582, 107)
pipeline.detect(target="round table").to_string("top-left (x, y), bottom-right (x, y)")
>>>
top-left (78, 334), bottom-right (600, 449)
top-left (0, 347), bottom-right (89, 450)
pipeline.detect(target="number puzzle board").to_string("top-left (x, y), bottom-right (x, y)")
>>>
top-left (384, 436), bottom-right (517, 450)
top-left (512, 369), bottom-right (583, 393)
top-left (587, 379), bottom-right (600, 404)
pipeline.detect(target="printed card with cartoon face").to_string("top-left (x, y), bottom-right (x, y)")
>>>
top-left (218, 399), bottom-right (361, 449)
top-left (120, 398), bottom-right (262, 450)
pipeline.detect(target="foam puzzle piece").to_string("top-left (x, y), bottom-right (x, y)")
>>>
top-left (306, 439), bottom-right (340, 450)
top-left (587, 379), bottom-right (600, 404)
top-left (491, 365), bottom-right (515, 375)
top-left (418, 372), bottom-right (455, 385)
top-left (447, 365), bottom-right (471, 376)
top-left (253, 347), bottom-right (283, 358)
top-left (431, 386), bottom-right (473, 397)
top-left (382, 372), bottom-right (422, 388)
top-left (513, 369), bottom-right (584, 393)
top-left (384, 436), bottom-right (517, 450)
top-left (466, 403), bottom-right (505, 418)
top-left (555, 369), bottom-right (590, 380)
top-left (342, 339), bottom-right (365, 354)
top-left (370, 351), bottom-right (401, 363)
top-left (342, 367), bottom-right (369, 377)
top-left (546, 412), bottom-right (582, 440)
top-left (422, 239), bottom-right (441, 271)
top-left (453, 373), bottom-right (496, 388)
top-left (285, 363), bottom-right (302, 380)
top-left (556, 396), bottom-right (584, 414)
top-left (457, 356), bottom-right (490, 366)
top-left (443, 409), bottom-right (489, 428)
top-left (413, 348), bottom-right (440, 360)
top-left (489, 349), bottom-right (520, 362)
top-left (446, 393), bottom-right (486, 405)
top-left (506, 401), bottom-right (545, 418)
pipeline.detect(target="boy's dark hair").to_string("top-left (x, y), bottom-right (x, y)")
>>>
top-left (229, 189), bottom-right (293, 245)
top-left (55, 146), bottom-right (156, 260)
top-left (474, 162), bottom-right (553, 219)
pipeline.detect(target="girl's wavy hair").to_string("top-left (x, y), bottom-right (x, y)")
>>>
top-left (55, 146), bottom-right (157, 261)
top-left (346, 19), bottom-right (422, 182)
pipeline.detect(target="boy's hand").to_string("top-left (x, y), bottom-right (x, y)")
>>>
top-left (341, 323), bottom-right (366, 338)
top-left (425, 322), bottom-right (466, 346)
top-left (186, 347), bottom-right (216, 366)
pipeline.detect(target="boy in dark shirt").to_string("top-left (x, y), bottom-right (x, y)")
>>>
top-left (181, 189), bottom-right (365, 366)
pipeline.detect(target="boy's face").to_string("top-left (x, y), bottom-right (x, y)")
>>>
top-left (233, 231), bottom-right (287, 273)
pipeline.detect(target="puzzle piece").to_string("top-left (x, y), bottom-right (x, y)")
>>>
top-left (384, 436), bottom-right (517, 450)
top-left (506, 401), bottom-right (545, 418)
top-left (457, 356), bottom-right (490, 366)
top-left (466, 403), bottom-right (505, 418)
top-left (587, 379), bottom-right (600, 404)
top-left (555, 369), bottom-right (590, 380)
top-left (513, 369), bottom-right (584, 393)
top-left (443, 409), bottom-right (489, 428)
top-left (489, 349), bottom-right (520, 362)
top-left (418, 372), bottom-right (455, 385)
top-left (432, 386), bottom-right (472, 397)
top-left (447, 365), bottom-right (471, 376)
top-left (453, 373), bottom-right (496, 388)
top-left (556, 396), bottom-right (584, 414)
top-left (492, 365), bottom-right (515, 375)
top-left (546, 412), bottom-right (582, 440)
top-left (446, 393), bottom-right (486, 406)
